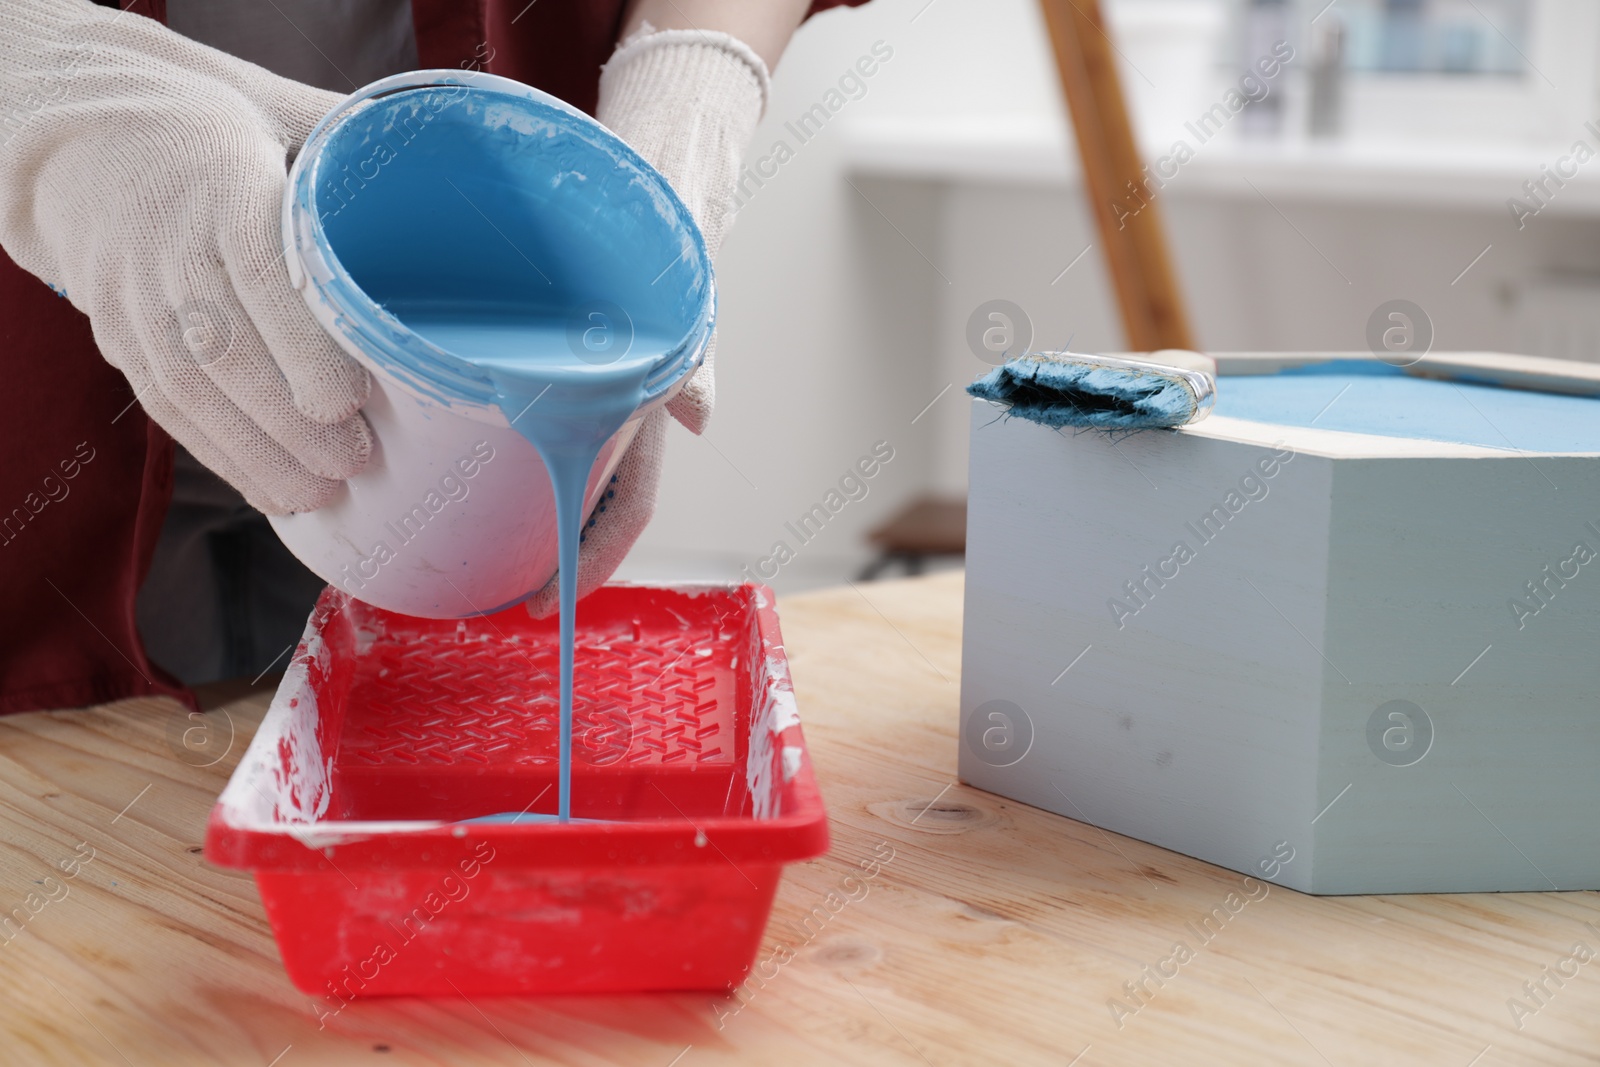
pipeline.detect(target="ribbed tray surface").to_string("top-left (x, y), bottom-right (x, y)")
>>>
top-left (339, 624), bottom-right (735, 769)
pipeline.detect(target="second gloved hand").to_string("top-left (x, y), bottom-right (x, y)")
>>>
top-left (524, 25), bottom-right (770, 616)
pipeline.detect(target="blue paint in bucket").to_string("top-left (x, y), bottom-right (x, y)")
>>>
top-left (285, 71), bottom-right (714, 822)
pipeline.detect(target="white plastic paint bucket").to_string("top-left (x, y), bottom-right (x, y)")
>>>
top-left (273, 70), bottom-right (714, 619)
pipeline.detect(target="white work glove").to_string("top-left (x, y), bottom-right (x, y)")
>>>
top-left (525, 26), bottom-right (769, 616)
top-left (0, 0), bottom-right (371, 515)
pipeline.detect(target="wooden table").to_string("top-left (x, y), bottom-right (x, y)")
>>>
top-left (2, 571), bottom-right (1597, 1066)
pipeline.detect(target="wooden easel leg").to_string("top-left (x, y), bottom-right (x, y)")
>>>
top-left (1037, 0), bottom-right (1196, 352)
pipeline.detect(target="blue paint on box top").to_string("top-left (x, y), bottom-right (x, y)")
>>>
top-left (1216, 364), bottom-right (1600, 453)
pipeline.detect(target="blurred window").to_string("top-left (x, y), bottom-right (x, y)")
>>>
top-left (1212, 0), bottom-right (1591, 143)
top-left (1338, 0), bottom-right (1530, 75)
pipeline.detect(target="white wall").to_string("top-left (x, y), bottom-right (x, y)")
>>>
top-left (616, 0), bottom-right (1011, 590)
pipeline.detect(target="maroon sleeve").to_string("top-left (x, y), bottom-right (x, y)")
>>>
top-left (805, 1), bottom-right (871, 14)
top-left (0, 256), bottom-right (192, 714)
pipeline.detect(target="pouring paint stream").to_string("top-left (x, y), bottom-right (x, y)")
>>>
top-left (298, 78), bottom-right (713, 822)
top-left (396, 310), bottom-right (677, 821)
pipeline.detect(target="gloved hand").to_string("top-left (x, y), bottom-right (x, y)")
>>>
top-left (525, 26), bottom-right (769, 616)
top-left (0, 0), bottom-right (371, 515)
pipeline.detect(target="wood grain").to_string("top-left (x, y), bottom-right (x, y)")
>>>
top-left (0, 573), bottom-right (1596, 1064)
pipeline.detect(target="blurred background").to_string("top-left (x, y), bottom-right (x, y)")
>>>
top-left (612, 0), bottom-right (1600, 594)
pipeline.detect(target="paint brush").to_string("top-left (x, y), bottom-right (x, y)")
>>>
top-left (968, 349), bottom-right (1217, 430)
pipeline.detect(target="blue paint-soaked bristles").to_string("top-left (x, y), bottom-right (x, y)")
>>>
top-left (967, 353), bottom-right (1213, 431)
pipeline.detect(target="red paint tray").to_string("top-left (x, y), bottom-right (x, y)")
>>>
top-left (204, 583), bottom-right (828, 998)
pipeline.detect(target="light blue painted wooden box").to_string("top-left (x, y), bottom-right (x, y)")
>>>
top-left (959, 352), bottom-right (1600, 894)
